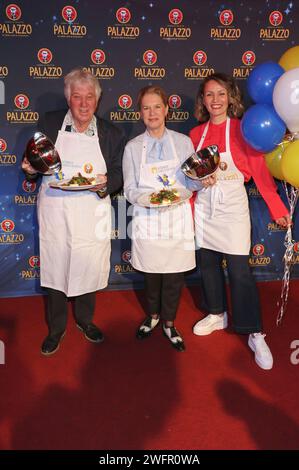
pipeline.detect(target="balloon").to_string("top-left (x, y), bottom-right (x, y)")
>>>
top-left (264, 140), bottom-right (290, 180)
top-left (279, 45), bottom-right (299, 71)
top-left (241, 104), bottom-right (286, 153)
top-left (247, 61), bottom-right (284, 105)
top-left (281, 140), bottom-right (299, 187)
top-left (273, 68), bottom-right (299, 133)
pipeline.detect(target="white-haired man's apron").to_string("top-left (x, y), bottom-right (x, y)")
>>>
top-left (38, 117), bottom-right (111, 296)
top-left (131, 130), bottom-right (195, 273)
top-left (194, 118), bottom-right (251, 255)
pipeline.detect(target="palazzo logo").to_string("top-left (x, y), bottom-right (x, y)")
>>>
top-left (83, 49), bottom-right (115, 79)
top-left (1, 219), bottom-right (15, 232)
top-left (29, 48), bottom-right (62, 79)
top-left (110, 95), bottom-right (140, 122)
top-left (250, 243), bottom-right (270, 266)
top-left (114, 250), bottom-right (135, 273)
top-left (184, 50), bottom-right (214, 80)
top-left (210, 8), bottom-right (241, 40)
top-left (134, 50), bottom-right (166, 80)
top-left (0, 218), bottom-right (24, 245)
top-left (0, 3), bottom-right (32, 37)
top-left (107, 7), bottom-right (139, 39)
top-left (0, 138), bottom-right (17, 166)
top-left (7, 94), bottom-right (39, 124)
top-left (54, 5), bottom-right (87, 38)
top-left (0, 65), bottom-right (9, 78)
top-left (160, 8), bottom-right (191, 40)
top-left (166, 95), bottom-right (189, 123)
top-left (233, 50), bottom-right (256, 79)
top-left (6, 4), bottom-right (21, 21)
top-left (21, 256), bottom-right (40, 280)
top-left (259, 10), bottom-right (289, 40)
top-left (15, 180), bottom-right (37, 205)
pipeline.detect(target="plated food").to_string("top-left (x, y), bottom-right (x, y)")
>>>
top-left (149, 188), bottom-right (180, 205)
top-left (62, 172), bottom-right (96, 187)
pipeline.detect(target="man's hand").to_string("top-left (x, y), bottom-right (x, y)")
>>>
top-left (89, 174), bottom-right (107, 192)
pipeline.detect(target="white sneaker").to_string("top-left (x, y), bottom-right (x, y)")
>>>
top-left (193, 312), bottom-right (228, 336)
top-left (248, 333), bottom-right (273, 370)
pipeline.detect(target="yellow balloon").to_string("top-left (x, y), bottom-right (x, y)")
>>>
top-left (281, 140), bottom-right (299, 187)
top-left (265, 141), bottom-right (290, 180)
top-left (279, 45), bottom-right (299, 71)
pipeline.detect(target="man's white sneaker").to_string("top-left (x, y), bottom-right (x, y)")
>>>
top-left (193, 312), bottom-right (228, 336)
top-left (248, 333), bottom-right (273, 370)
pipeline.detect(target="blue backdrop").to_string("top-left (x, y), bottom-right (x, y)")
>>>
top-left (0, 0), bottom-right (298, 297)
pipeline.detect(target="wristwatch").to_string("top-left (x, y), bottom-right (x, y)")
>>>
top-left (96, 186), bottom-right (107, 198)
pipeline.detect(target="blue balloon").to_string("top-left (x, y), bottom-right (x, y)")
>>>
top-left (247, 61), bottom-right (284, 105)
top-left (241, 104), bottom-right (286, 153)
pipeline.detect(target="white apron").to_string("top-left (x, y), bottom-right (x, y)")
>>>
top-left (38, 117), bottom-right (111, 296)
top-left (131, 130), bottom-right (195, 273)
top-left (194, 118), bottom-right (251, 255)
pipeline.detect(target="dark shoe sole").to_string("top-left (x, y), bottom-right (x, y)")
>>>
top-left (41, 332), bottom-right (66, 356)
top-left (76, 324), bottom-right (104, 343)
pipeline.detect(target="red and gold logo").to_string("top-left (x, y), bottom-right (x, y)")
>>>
top-left (116, 7), bottom-right (131, 24)
top-left (219, 9), bottom-right (234, 26)
top-left (22, 180), bottom-right (37, 192)
top-left (91, 49), bottom-right (106, 65)
top-left (6, 4), bottom-right (21, 21)
top-left (37, 48), bottom-right (53, 64)
top-left (122, 250), bottom-right (131, 263)
top-left (143, 50), bottom-right (158, 66)
top-left (29, 255), bottom-right (40, 268)
top-left (193, 50), bottom-right (207, 66)
top-left (1, 219), bottom-right (15, 232)
top-left (0, 138), bottom-right (7, 152)
top-left (168, 95), bottom-right (182, 109)
top-left (269, 10), bottom-right (283, 27)
top-left (169, 9), bottom-right (183, 25)
top-left (83, 163), bottom-right (93, 174)
top-left (62, 5), bottom-right (77, 23)
top-left (242, 50), bottom-right (256, 66)
top-left (14, 94), bottom-right (29, 109)
top-left (118, 95), bottom-right (133, 109)
top-left (252, 244), bottom-right (265, 257)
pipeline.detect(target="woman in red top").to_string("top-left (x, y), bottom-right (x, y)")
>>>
top-left (189, 73), bottom-right (290, 370)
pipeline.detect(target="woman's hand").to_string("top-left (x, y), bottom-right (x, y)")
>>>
top-left (21, 156), bottom-right (38, 175)
top-left (275, 214), bottom-right (292, 228)
top-left (201, 173), bottom-right (217, 188)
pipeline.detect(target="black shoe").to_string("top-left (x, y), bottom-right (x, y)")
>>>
top-left (163, 325), bottom-right (185, 352)
top-left (41, 332), bottom-right (65, 356)
top-left (136, 316), bottom-right (160, 339)
top-left (76, 323), bottom-right (104, 343)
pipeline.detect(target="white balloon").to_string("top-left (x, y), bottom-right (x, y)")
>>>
top-left (273, 67), bottom-right (299, 132)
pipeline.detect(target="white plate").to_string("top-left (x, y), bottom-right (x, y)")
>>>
top-left (137, 188), bottom-right (192, 208)
top-left (49, 179), bottom-right (97, 191)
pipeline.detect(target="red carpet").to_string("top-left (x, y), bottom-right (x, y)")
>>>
top-left (0, 281), bottom-right (298, 450)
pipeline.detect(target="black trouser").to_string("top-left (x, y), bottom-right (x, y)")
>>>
top-left (144, 272), bottom-right (185, 322)
top-left (46, 288), bottom-right (96, 337)
top-left (198, 248), bottom-right (262, 334)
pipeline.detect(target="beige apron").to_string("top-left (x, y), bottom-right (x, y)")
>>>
top-left (38, 117), bottom-right (111, 296)
top-left (131, 130), bottom-right (195, 273)
top-left (194, 118), bottom-right (251, 255)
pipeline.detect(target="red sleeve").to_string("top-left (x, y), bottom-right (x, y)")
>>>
top-left (246, 147), bottom-right (289, 220)
top-left (189, 125), bottom-right (204, 150)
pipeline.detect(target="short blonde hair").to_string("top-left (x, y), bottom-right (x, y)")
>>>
top-left (194, 72), bottom-right (244, 122)
top-left (137, 85), bottom-right (168, 110)
top-left (64, 68), bottom-right (102, 103)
